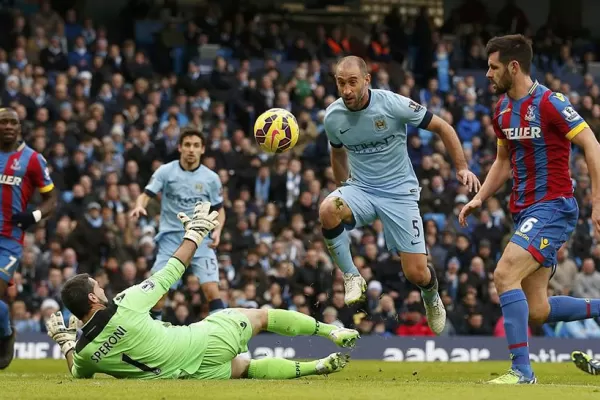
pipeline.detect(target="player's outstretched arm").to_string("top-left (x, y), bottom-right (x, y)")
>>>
top-left (459, 144), bottom-right (511, 226)
top-left (114, 202), bottom-right (220, 313)
top-left (423, 114), bottom-right (481, 192)
top-left (571, 128), bottom-right (600, 234)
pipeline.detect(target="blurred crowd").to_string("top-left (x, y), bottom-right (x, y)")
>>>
top-left (5, 0), bottom-right (600, 340)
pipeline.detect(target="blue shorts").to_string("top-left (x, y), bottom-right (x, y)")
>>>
top-left (510, 197), bottom-right (578, 268)
top-left (326, 185), bottom-right (425, 254)
top-left (0, 238), bottom-right (22, 283)
top-left (151, 232), bottom-right (219, 288)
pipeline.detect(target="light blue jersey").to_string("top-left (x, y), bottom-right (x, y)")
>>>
top-left (145, 161), bottom-right (223, 284)
top-left (324, 89), bottom-right (433, 254)
top-left (324, 89), bottom-right (431, 200)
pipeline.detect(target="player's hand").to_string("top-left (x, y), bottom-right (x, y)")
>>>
top-left (456, 169), bottom-right (481, 193)
top-left (177, 201), bottom-right (220, 247)
top-left (208, 231), bottom-right (221, 249)
top-left (46, 312), bottom-right (78, 355)
top-left (458, 198), bottom-right (482, 227)
top-left (129, 206), bottom-right (147, 219)
top-left (11, 211), bottom-right (40, 230)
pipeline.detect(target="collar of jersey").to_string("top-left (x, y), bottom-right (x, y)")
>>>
top-left (179, 161), bottom-right (201, 172)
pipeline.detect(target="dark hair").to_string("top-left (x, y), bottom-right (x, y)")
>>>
top-left (61, 273), bottom-right (94, 319)
top-left (178, 127), bottom-right (206, 146)
top-left (485, 34), bottom-right (533, 74)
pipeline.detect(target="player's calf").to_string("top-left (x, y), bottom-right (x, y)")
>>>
top-left (236, 308), bottom-right (359, 347)
top-left (319, 197), bottom-right (365, 304)
top-left (201, 282), bottom-right (225, 314)
top-left (401, 253), bottom-right (446, 335)
top-left (493, 243), bottom-right (542, 380)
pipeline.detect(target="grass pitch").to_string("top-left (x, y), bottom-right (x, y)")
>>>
top-left (1, 359), bottom-right (600, 399)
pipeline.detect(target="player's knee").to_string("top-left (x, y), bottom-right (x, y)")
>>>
top-left (230, 356), bottom-right (251, 379)
top-left (492, 264), bottom-right (513, 294)
top-left (403, 264), bottom-right (429, 287)
top-left (201, 283), bottom-right (220, 302)
top-left (528, 303), bottom-right (550, 326)
top-left (319, 197), bottom-right (349, 227)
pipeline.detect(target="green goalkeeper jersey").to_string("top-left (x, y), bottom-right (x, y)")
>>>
top-left (71, 257), bottom-right (208, 379)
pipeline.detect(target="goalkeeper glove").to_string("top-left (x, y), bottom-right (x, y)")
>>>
top-left (12, 210), bottom-right (42, 230)
top-left (46, 311), bottom-right (78, 356)
top-left (177, 201), bottom-right (220, 247)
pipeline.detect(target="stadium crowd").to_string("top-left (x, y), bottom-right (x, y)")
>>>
top-left (4, 0), bottom-right (600, 340)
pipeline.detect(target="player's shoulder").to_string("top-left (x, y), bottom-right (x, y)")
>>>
top-left (198, 164), bottom-right (219, 181)
top-left (156, 160), bottom-right (179, 173)
top-left (324, 98), bottom-right (346, 118)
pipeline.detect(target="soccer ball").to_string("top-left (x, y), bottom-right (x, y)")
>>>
top-left (253, 108), bottom-right (299, 153)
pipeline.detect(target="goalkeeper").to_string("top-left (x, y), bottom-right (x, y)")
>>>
top-left (46, 201), bottom-right (359, 380)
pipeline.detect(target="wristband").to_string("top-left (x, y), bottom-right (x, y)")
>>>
top-left (32, 210), bottom-right (42, 223)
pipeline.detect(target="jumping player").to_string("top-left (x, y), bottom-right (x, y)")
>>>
top-left (320, 56), bottom-right (480, 335)
top-left (0, 107), bottom-right (57, 369)
top-left (459, 34), bottom-right (600, 384)
top-left (130, 128), bottom-right (226, 318)
top-left (47, 201), bottom-right (359, 380)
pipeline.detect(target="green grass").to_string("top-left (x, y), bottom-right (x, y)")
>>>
top-left (1, 360), bottom-right (600, 399)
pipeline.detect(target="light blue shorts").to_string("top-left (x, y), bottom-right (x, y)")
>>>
top-left (326, 185), bottom-right (426, 254)
top-left (151, 232), bottom-right (219, 288)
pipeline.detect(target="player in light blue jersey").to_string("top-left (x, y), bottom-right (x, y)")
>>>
top-left (320, 56), bottom-right (480, 334)
top-left (130, 128), bottom-right (226, 318)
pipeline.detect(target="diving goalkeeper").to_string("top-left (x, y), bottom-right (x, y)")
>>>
top-left (46, 201), bottom-right (359, 380)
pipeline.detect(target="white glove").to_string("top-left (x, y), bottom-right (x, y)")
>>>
top-left (46, 311), bottom-right (78, 355)
top-left (177, 201), bottom-right (220, 247)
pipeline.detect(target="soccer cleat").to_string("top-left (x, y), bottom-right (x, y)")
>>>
top-left (315, 352), bottom-right (350, 375)
top-left (571, 351), bottom-right (600, 375)
top-left (343, 273), bottom-right (366, 305)
top-left (0, 324), bottom-right (16, 370)
top-left (329, 328), bottom-right (360, 348)
top-left (488, 369), bottom-right (537, 384)
top-left (423, 292), bottom-right (446, 335)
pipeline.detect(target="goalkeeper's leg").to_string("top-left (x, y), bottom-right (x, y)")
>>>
top-left (232, 352), bottom-right (350, 379)
top-left (240, 308), bottom-right (359, 348)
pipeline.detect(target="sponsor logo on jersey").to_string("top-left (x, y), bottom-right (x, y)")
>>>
top-left (502, 127), bottom-right (542, 140)
top-left (344, 134), bottom-right (397, 154)
top-left (0, 174), bottom-right (22, 186)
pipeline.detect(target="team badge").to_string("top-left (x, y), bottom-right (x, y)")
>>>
top-left (372, 115), bottom-right (388, 132)
top-left (524, 105), bottom-right (536, 122)
top-left (10, 159), bottom-right (20, 171)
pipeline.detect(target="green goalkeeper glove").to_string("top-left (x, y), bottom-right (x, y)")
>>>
top-left (46, 311), bottom-right (78, 356)
top-left (177, 201), bottom-right (220, 247)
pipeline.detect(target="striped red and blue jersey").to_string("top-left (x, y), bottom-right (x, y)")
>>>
top-left (0, 143), bottom-right (54, 243)
top-left (493, 81), bottom-right (588, 214)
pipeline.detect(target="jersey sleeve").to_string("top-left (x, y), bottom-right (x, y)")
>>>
top-left (209, 176), bottom-right (224, 208)
top-left (144, 164), bottom-right (168, 196)
top-left (112, 257), bottom-right (185, 313)
top-left (543, 92), bottom-right (589, 141)
top-left (28, 153), bottom-right (54, 193)
top-left (388, 93), bottom-right (432, 128)
top-left (323, 111), bottom-right (343, 148)
top-left (71, 354), bottom-right (94, 379)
